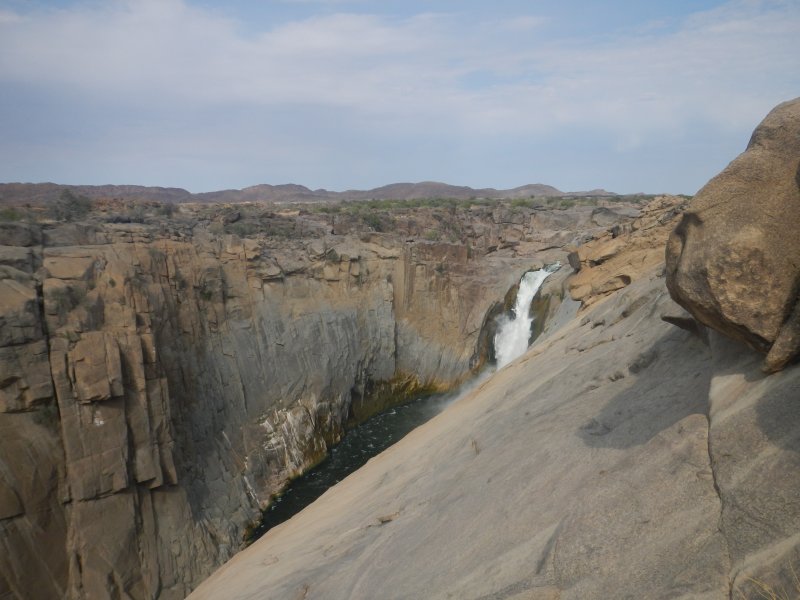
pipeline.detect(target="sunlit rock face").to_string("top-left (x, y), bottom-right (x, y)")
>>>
top-left (666, 97), bottom-right (800, 373)
top-left (191, 162), bottom-right (800, 600)
top-left (0, 198), bottom-right (638, 598)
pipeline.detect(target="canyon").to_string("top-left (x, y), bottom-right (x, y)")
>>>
top-left (189, 98), bottom-right (800, 599)
top-left (2, 96), bottom-right (799, 600)
top-left (0, 193), bottom-right (640, 598)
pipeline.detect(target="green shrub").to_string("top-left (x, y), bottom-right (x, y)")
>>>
top-left (0, 207), bottom-right (23, 221)
top-left (225, 221), bottom-right (261, 237)
top-left (156, 203), bottom-right (176, 217)
top-left (50, 189), bottom-right (92, 222)
top-left (361, 212), bottom-right (385, 232)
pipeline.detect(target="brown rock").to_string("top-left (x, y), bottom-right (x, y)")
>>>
top-left (0, 223), bottom-right (41, 247)
top-left (0, 279), bottom-right (41, 346)
top-left (568, 196), bottom-right (686, 307)
top-left (0, 198), bottom-right (646, 597)
top-left (0, 247), bottom-right (34, 273)
top-left (69, 332), bottom-right (124, 403)
top-left (0, 341), bottom-right (53, 412)
top-left (43, 249), bottom-right (95, 280)
top-left (0, 476), bottom-right (23, 520)
top-left (666, 97), bottom-right (800, 372)
top-left (0, 413), bottom-right (68, 600)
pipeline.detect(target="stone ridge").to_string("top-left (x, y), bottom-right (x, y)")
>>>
top-left (0, 199), bottom-right (640, 598)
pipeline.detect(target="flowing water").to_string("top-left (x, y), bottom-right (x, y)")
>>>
top-left (248, 267), bottom-right (553, 543)
top-left (493, 268), bottom-right (553, 369)
top-left (247, 392), bottom-right (457, 543)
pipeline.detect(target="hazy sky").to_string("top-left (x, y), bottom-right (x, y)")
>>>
top-left (0, 0), bottom-right (798, 194)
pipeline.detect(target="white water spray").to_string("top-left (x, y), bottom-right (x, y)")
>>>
top-left (493, 268), bottom-right (554, 369)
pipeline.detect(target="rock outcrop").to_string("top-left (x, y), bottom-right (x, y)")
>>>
top-left (666, 97), bottom-right (800, 373)
top-left (568, 195), bottom-right (687, 308)
top-left (0, 199), bottom-right (638, 598)
top-left (190, 173), bottom-right (800, 599)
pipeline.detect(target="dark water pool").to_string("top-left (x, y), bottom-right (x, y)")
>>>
top-left (247, 392), bottom-right (456, 543)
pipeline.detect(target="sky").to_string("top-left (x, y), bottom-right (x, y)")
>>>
top-left (0, 0), bottom-right (798, 194)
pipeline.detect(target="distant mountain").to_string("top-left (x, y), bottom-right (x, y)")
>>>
top-left (0, 182), bottom-right (193, 205)
top-left (0, 181), bottom-right (617, 206)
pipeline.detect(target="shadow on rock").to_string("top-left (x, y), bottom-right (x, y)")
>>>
top-left (578, 327), bottom-right (713, 449)
top-left (755, 366), bottom-right (800, 454)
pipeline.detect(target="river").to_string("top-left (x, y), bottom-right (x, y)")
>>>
top-left (247, 392), bottom-right (456, 543)
top-left (248, 266), bottom-right (552, 543)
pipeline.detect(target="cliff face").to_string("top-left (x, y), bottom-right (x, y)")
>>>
top-left (0, 200), bottom-right (637, 598)
top-left (190, 190), bottom-right (800, 600)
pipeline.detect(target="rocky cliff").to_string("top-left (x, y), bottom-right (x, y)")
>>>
top-left (0, 198), bottom-right (639, 598)
top-left (189, 100), bottom-right (800, 599)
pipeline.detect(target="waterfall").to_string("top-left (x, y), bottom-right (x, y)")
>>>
top-left (493, 268), bottom-right (554, 369)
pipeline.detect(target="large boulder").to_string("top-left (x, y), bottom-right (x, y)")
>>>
top-left (666, 97), bottom-right (800, 372)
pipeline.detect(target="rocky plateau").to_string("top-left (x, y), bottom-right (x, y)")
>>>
top-left (2, 96), bottom-right (799, 600)
top-left (0, 192), bottom-right (642, 598)
top-left (189, 98), bottom-right (800, 599)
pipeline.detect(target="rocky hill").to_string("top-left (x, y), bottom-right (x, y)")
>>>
top-left (0, 194), bottom-right (642, 598)
top-left (189, 98), bottom-right (800, 599)
top-left (0, 181), bottom-right (618, 207)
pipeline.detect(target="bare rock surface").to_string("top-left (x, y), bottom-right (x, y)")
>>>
top-left (568, 195), bottom-right (687, 309)
top-left (191, 193), bottom-right (800, 599)
top-left (666, 97), bottom-right (800, 372)
top-left (5, 104), bottom-right (800, 598)
top-left (0, 198), bottom-right (639, 598)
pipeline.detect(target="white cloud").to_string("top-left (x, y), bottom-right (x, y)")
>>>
top-left (280, 0), bottom-right (366, 4)
top-left (0, 0), bottom-right (797, 190)
top-left (0, 9), bottom-right (23, 24)
top-left (496, 15), bottom-right (549, 32)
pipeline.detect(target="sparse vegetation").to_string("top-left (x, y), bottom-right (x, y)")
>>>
top-left (50, 189), bottom-right (92, 222)
top-left (0, 207), bottom-right (24, 221)
top-left (156, 202), bottom-right (176, 217)
top-left (360, 212), bottom-right (386, 232)
top-left (32, 402), bottom-right (60, 429)
top-left (47, 285), bottom-right (86, 314)
top-left (226, 221), bottom-right (262, 237)
top-left (736, 565), bottom-right (800, 600)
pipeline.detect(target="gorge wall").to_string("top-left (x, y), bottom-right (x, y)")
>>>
top-left (0, 199), bottom-right (639, 598)
top-left (189, 98), bottom-right (800, 600)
